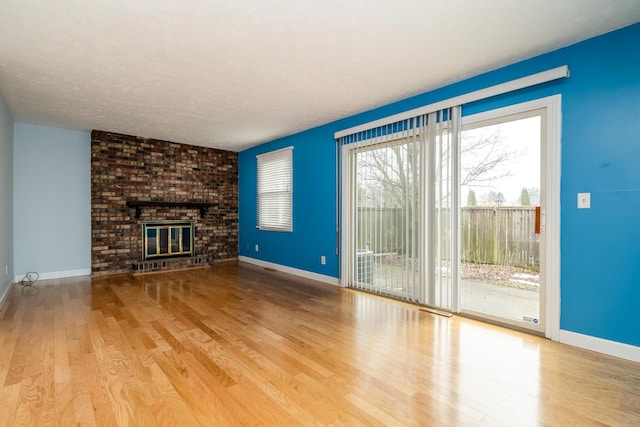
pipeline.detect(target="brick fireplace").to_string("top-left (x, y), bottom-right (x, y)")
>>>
top-left (91, 130), bottom-right (238, 275)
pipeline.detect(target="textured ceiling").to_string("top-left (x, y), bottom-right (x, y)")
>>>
top-left (0, 1), bottom-right (639, 151)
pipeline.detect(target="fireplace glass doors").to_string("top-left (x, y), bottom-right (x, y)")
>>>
top-left (142, 221), bottom-right (194, 260)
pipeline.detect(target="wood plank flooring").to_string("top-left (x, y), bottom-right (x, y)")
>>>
top-left (1, 262), bottom-right (639, 426)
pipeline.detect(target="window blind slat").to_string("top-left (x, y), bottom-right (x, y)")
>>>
top-left (257, 147), bottom-right (293, 231)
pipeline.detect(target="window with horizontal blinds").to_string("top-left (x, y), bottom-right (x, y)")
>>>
top-left (257, 147), bottom-right (293, 231)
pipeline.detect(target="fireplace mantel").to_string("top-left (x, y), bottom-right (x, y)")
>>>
top-left (126, 200), bottom-right (214, 219)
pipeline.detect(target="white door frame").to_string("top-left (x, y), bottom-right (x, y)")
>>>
top-left (459, 95), bottom-right (561, 340)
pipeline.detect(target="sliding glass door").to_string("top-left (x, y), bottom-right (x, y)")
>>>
top-left (341, 108), bottom-right (459, 312)
top-left (341, 97), bottom-right (559, 335)
top-left (347, 120), bottom-right (424, 302)
top-left (459, 107), bottom-right (548, 332)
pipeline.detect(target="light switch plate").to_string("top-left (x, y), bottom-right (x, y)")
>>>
top-left (578, 192), bottom-right (591, 209)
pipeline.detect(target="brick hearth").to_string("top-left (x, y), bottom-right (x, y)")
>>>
top-left (91, 131), bottom-right (238, 275)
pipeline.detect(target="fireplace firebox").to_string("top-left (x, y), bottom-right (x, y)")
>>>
top-left (142, 221), bottom-right (194, 261)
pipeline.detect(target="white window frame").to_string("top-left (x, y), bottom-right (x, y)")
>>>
top-left (257, 146), bottom-right (293, 232)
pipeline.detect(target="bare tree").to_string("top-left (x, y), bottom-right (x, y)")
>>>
top-left (356, 143), bottom-right (419, 209)
top-left (355, 143), bottom-right (420, 254)
top-left (480, 190), bottom-right (498, 206)
top-left (461, 128), bottom-right (522, 188)
top-left (353, 128), bottom-right (524, 253)
top-left (356, 127), bottom-right (523, 208)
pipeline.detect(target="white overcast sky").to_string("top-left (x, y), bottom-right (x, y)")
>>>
top-left (461, 115), bottom-right (541, 206)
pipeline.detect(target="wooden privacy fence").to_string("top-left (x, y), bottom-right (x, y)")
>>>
top-left (356, 207), bottom-right (408, 254)
top-left (461, 207), bottom-right (539, 270)
top-left (356, 206), bottom-right (539, 270)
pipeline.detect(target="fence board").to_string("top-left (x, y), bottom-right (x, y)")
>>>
top-left (357, 207), bottom-right (539, 270)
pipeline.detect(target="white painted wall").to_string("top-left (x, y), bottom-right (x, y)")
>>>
top-left (13, 123), bottom-right (91, 279)
top-left (0, 92), bottom-right (14, 304)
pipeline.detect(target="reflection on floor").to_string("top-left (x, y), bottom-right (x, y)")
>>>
top-left (0, 262), bottom-right (637, 425)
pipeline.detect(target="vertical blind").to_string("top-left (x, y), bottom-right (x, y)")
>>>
top-left (430, 108), bottom-right (460, 311)
top-left (339, 108), bottom-right (460, 311)
top-left (257, 146), bottom-right (293, 231)
top-left (349, 116), bottom-right (426, 302)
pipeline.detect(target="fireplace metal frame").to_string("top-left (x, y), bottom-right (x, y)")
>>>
top-left (142, 220), bottom-right (195, 261)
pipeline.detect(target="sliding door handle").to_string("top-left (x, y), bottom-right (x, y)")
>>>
top-left (535, 206), bottom-right (546, 234)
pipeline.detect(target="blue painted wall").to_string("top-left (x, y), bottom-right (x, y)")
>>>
top-left (13, 123), bottom-right (91, 278)
top-left (239, 125), bottom-right (339, 276)
top-left (239, 23), bottom-right (640, 346)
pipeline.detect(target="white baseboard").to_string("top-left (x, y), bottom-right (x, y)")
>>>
top-left (13, 268), bottom-right (91, 283)
top-left (0, 281), bottom-right (14, 311)
top-left (559, 329), bottom-right (640, 363)
top-left (238, 256), bottom-right (341, 287)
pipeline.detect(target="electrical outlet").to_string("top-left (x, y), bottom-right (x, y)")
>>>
top-left (321, 256), bottom-right (326, 265)
top-left (255, 244), bottom-right (259, 251)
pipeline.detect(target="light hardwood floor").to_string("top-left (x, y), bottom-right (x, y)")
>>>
top-left (0, 262), bottom-right (639, 426)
